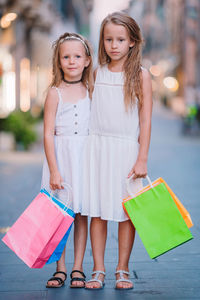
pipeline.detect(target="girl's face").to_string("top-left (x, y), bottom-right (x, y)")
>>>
top-left (59, 40), bottom-right (90, 81)
top-left (103, 22), bottom-right (134, 63)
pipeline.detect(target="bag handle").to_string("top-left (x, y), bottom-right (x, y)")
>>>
top-left (49, 182), bottom-right (73, 212)
top-left (126, 174), bottom-right (153, 197)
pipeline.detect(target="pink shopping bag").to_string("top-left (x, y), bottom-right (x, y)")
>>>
top-left (2, 190), bottom-right (74, 268)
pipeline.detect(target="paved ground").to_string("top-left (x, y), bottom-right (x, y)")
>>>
top-left (0, 103), bottom-right (200, 300)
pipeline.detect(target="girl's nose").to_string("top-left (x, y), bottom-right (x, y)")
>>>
top-left (111, 41), bottom-right (117, 48)
top-left (69, 57), bottom-right (75, 64)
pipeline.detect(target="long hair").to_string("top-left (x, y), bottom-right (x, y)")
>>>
top-left (98, 12), bottom-right (143, 109)
top-left (50, 32), bottom-right (94, 97)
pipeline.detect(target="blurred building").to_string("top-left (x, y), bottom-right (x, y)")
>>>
top-left (129, 0), bottom-right (200, 116)
top-left (164, 0), bottom-right (200, 115)
top-left (0, 0), bottom-right (93, 117)
top-left (1, 0), bottom-right (199, 119)
top-left (183, 0), bottom-right (200, 111)
top-left (90, 0), bottom-right (130, 55)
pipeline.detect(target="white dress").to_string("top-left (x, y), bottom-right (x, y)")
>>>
top-left (82, 65), bottom-right (143, 222)
top-left (41, 87), bottom-right (91, 213)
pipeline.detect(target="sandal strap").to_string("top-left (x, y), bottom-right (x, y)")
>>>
top-left (87, 278), bottom-right (104, 287)
top-left (47, 276), bottom-right (64, 285)
top-left (115, 270), bottom-right (130, 276)
top-left (87, 270), bottom-right (105, 287)
top-left (91, 270), bottom-right (106, 277)
top-left (115, 270), bottom-right (133, 287)
top-left (53, 271), bottom-right (67, 281)
top-left (70, 270), bottom-right (86, 279)
top-left (70, 277), bottom-right (85, 284)
top-left (116, 278), bottom-right (133, 285)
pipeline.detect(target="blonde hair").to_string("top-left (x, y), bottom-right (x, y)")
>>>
top-left (98, 12), bottom-right (143, 109)
top-left (50, 32), bottom-right (94, 97)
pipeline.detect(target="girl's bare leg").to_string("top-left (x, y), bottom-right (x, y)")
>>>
top-left (85, 217), bottom-right (107, 289)
top-left (71, 214), bottom-right (88, 287)
top-left (116, 220), bottom-right (135, 289)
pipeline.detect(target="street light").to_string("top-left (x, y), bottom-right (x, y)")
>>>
top-left (149, 65), bottom-right (161, 77)
top-left (0, 12), bottom-right (17, 29)
top-left (163, 76), bottom-right (179, 92)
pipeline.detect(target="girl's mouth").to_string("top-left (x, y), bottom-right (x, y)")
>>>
top-left (110, 52), bottom-right (120, 55)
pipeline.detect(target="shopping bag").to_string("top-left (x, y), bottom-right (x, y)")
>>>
top-left (125, 177), bottom-right (193, 228)
top-left (123, 175), bottom-right (193, 259)
top-left (159, 178), bottom-right (193, 228)
top-left (47, 223), bottom-right (73, 264)
top-left (2, 184), bottom-right (74, 268)
top-left (41, 188), bottom-right (75, 264)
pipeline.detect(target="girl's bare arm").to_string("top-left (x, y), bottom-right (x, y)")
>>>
top-left (129, 68), bottom-right (153, 178)
top-left (44, 88), bottom-right (63, 189)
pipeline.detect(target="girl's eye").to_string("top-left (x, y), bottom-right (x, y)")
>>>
top-left (106, 38), bottom-right (112, 42)
top-left (64, 56), bottom-right (68, 59)
top-left (119, 39), bottom-right (124, 42)
top-left (76, 55), bottom-right (81, 58)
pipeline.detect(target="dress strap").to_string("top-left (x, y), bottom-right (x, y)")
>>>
top-left (54, 87), bottom-right (63, 103)
top-left (51, 87), bottom-right (62, 116)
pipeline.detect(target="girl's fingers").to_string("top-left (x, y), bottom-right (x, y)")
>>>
top-left (133, 173), bottom-right (138, 179)
top-left (128, 170), bottom-right (134, 178)
top-left (128, 168), bottom-right (147, 179)
top-left (50, 183), bottom-right (62, 190)
top-left (60, 178), bottom-right (64, 189)
top-left (50, 184), bottom-right (56, 190)
top-left (57, 181), bottom-right (65, 189)
top-left (134, 173), bottom-right (147, 179)
top-left (56, 183), bottom-right (62, 190)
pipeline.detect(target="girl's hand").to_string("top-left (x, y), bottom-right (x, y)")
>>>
top-left (49, 171), bottom-right (64, 190)
top-left (128, 159), bottom-right (147, 179)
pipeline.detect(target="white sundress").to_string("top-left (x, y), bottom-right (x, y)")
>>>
top-left (41, 87), bottom-right (91, 213)
top-left (82, 65), bottom-right (143, 222)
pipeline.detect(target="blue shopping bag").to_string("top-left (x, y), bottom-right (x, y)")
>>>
top-left (41, 185), bottom-right (75, 264)
top-left (47, 223), bottom-right (73, 264)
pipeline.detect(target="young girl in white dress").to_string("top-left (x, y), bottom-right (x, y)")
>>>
top-left (83, 12), bottom-right (152, 290)
top-left (41, 32), bottom-right (93, 288)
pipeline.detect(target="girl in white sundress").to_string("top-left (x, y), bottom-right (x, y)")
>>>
top-left (41, 32), bottom-right (93, 288)
top-left (84, 12), bottom-right (152, 290)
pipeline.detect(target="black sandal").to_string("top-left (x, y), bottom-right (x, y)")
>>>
top-left (46, 271), bottom-right (67, 288)
top-left (70, 270), bottom-right (86, 288)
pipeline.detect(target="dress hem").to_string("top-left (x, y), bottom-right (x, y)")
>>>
top-left (78, 211), bottom-right (129, 222)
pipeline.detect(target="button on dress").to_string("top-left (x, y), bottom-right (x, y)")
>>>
top-left (41, 87), bottom-right (91, 213)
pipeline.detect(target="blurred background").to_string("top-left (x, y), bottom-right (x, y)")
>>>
top-left (0, 2), bottom-right (200, 297)
top-left (0, 0), bottom-right (200, 150)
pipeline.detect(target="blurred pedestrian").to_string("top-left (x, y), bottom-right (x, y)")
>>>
top-left (83, 12), bottom-right (152, 290)
top-left (41, 32), bottom-right (93, 288)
